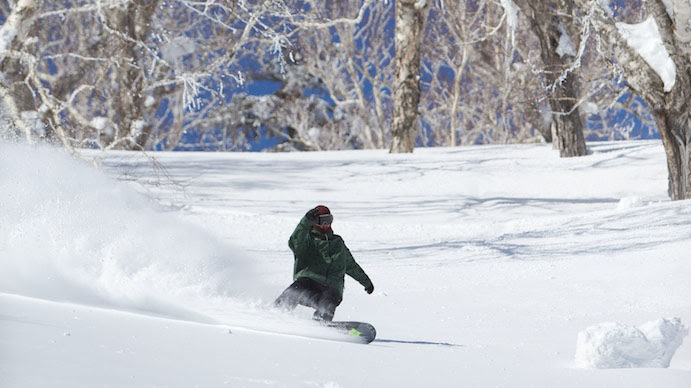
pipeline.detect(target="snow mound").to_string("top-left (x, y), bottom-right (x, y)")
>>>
top-left (616, 196), bottom-right (646, 210)
top-left (574, 317), bottom-right (688, 369)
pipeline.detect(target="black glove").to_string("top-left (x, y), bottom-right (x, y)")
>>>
top-left (305, 208), bottom-right (320, 223)
top-left (365, 284), bottom-right (374, 294)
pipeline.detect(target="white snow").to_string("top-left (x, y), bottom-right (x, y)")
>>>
top-left (130, 119), bottom-right (146, 135)
top-left (1, 140), bottom-right (691, 387)
top-left (616, 18), bottom-right (677, 92)
top-left (661, 0), bottom-right (675, 19)
top-left (20, 110), bottom-right (45, 136)
top-left (0, 25), bottom-right (18, 52)
top-left (557, 22), bottom-right (577, 58)
top-left (307, 126), bottom-right (321, 141)
top-left (144, 95), bottom-right (156, 108)
top-left (501, 0), bottom-right (519, 46)
top-left (0, 144), bottom-right (259, 319)
top-left (89, 116), bottom-right (108, 130)
top-left (575, 318), bottom-right (688, 369)
top-left (616, 195), bottom-right (646, 210)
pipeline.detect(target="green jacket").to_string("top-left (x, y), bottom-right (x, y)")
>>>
top-left (289, 216), bottom-right (372, 297)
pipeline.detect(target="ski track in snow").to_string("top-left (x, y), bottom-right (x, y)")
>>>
top-left (1, 140), bottom-right (690, 387)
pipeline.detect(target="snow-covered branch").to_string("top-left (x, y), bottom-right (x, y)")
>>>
top-left (289, 0), bottom-right (375, 29)
top-left (550, 0), bottom-right (596, 93)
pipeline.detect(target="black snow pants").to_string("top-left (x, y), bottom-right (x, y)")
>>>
top-left (273, 277), bottom-right (342, 321)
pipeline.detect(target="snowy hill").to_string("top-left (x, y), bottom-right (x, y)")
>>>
top-left (1, 140), bottom-right (690, 387)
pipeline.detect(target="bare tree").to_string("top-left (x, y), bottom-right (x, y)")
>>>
top-left (272, 0), bottom-right (394, 151)
top-left (421, 0), bottom-right (551, 147)
top-left (151, 0), bottom-right (393, 152)
top-left (514, 0), bottom-right (588, 157)
top-left (2, 0), bottom-right (663, 156)
top-left (0, 0), bottom-right (291, 151)
top-left (95, 0), bottom-right (159, 149)
top-left (0, 0), bottom-right (43, 142)
top-left (588, 0), bottom-right (691, 199)
top-left (20, 0), bottom-right (164, 150)
top-left (390, 0), bottom-right (428, 153)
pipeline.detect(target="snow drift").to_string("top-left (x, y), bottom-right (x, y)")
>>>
top-left (575, 317), bottom-right (688, 369)
top-left (0, 142), bottom-right (261, 320)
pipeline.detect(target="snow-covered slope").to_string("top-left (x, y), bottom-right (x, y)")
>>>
top-left (1, 141), bottom-right (690, 387)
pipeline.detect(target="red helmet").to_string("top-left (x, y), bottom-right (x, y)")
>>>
top-left (315, 205), bottom-right (333, 225)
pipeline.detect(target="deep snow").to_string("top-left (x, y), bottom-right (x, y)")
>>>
top-left (1, 140), bottom-right (690, 387)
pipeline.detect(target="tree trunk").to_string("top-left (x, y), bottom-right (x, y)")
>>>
top-left (390, 0), bottom-right (428, 153)
top-left (550, 74), bottom-right (588, 157)
top-left (450, 46), bottom-right (469, 147)
top-left (129, 1), bottom-right (159, 149)
top-left (517, 0), bottom-right (588, 157)
top-left (590, 0), bottom-right (691, 199)
top-left (645, 1), bottom-right (691, 199)
top-left (99, 1), bottom-right (158, 150)
top-left (653, 98), bottom-right (691, 200)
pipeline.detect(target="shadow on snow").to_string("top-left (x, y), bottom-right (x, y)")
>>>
top-left (373, 338), bottom-right (463, 347)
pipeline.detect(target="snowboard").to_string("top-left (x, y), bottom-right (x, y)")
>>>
top-left (320, 321), bottom-right (376, 344)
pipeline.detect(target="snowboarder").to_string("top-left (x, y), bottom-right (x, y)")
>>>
top-left (274, 205), bottom-right (374, 321)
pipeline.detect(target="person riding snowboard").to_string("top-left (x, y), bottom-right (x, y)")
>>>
top-left (274, 205), bottom-right (374, 321)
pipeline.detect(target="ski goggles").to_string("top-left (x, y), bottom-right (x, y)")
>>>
top-left (318, 214), bottom-right (333, 225)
